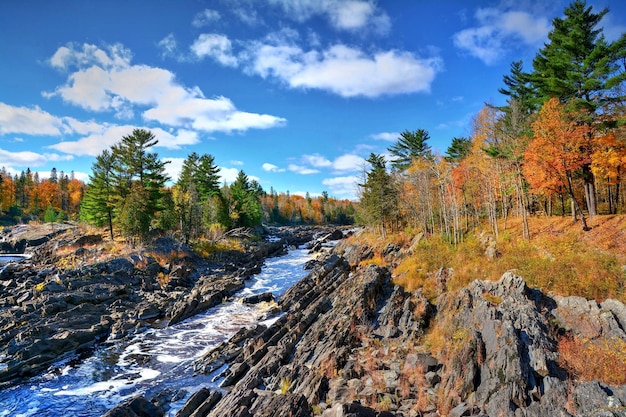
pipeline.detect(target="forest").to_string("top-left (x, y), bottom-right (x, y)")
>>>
top-left (358, 1), bottom-right (626, 241)
top-left (0, 131), bottom-right (355, 242)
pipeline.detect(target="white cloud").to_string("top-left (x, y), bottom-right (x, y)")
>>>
top-left (370, 132), bottom-right (399, 142)
top-left (0, 148), bottom-right (73, 168)
top-left (191, 34), bottom-right (238, 67)
top-left (248, 41), bottom-right (442, 97)
top-left (158, 34), bottom-right (178, 59)
top-left (219, 167), bottom-right (240, 184)
top-left (262, 162), bottom-right (285, 172)
top-left (302, 153), bottom-right (332, 168)
top-left (288, 164), bottom-right (319, 175)
top-left (0, 103), bottom-right (63, 135)
top-left (322, 175), bottom-right (360, 197)
top-left (231, 160), bottom-right (244, 166)
top-left (46, 43), bottom-right (286, 133)
top-left (332, 154), bottom-right (365, 172)
top-left (453, 7), bottom-right (550, 65)
top-left (267, 0), bottom-right (390, 34)
top-left (47, 125), bottom-right (200, 157)
top-left (192, 9), bottom-right (221, 27)
top-left (163, 157), bottom-right (186, 183)
top-left (232, 7), bottom-right (263, 26)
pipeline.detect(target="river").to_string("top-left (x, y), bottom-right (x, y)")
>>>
top-left (0, 244), bottom-right (312, 417)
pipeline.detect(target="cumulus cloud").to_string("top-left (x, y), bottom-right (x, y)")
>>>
top-left (247, 41), bottom-right (442, 97)
top-left (192, 9), bottom-right (221, 27)
top-left (322, 175), bottom-right (360, 198)
top-left (46, 43), bottom-right (286, 133)
top-left (191, 34), bottom-right (238, 67)
top-left (453, 7), bottom-right (550, 65)
top-left (47, 125), bottom-right (200, 157)
top-left (302, 153), bottom-right (332, 168)
top-left (0, 103), bottom-right (63, 135)
top-left (0, 148), bottom-right (73, 168)
top-left (332, 154), bottom-right (365, 172)
top-left (267, 0), bottom-right (390, 34)
top-left (219, 167), bottom-right (259, 184)
top-left (163, 157), bottom-right (186, 183)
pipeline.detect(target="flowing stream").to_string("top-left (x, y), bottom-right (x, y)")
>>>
top-left (0, 244), bottom-right (312, 417)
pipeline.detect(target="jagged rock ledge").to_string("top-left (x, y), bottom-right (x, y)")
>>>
top-left (112, 236), bottom-right (626, 417)
top-left (0, 225), bottom-right (343, 387)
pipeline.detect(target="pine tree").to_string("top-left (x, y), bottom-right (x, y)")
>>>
top-left (117, 183), bottom-right (151, 244)
top-left (81, 150), bottom-right (116, 240)
top-left (229, 171), bottom-right (262, 228)
top-left (445, 137), bottom-right (472, 163)
top-left (359, 153), bottom-right (398, 237)
top-left (388, 129), bottom-right (432, 171)
top-left (111, 129), bottom-right (170, 222)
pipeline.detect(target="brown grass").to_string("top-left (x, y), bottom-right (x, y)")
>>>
top-left (558, 335), bottom-right (626, 385)
top-left (388, 215), bottom-right (626, 304)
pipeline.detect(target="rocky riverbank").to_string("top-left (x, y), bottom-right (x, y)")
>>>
top-left (106, 230), bottom-right (626, 417)
top-left (0, 224), bottom-right (339, 388)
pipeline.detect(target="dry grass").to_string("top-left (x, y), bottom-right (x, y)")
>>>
top-left (558, 335), bottom-right (626, 385)
top-left (389, 215), bottom-right (626, 304)
top-left (192, 238), bottom-right (244, 258)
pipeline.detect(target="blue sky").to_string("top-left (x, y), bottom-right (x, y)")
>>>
top-left (1, 0), bottom-right (625, 200)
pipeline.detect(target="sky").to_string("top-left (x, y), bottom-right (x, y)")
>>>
top-left (1, 0), bottom-right (625, 200)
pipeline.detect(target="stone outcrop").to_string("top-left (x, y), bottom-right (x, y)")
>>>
top-left (0, 225), bottom-right (333, 387)
top-left (171, 238), bottom-right (626, 417)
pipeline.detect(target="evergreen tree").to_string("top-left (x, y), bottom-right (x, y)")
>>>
top-left (388, 129), bottom-right (432, 171)
top-left (117, 183), bottom-right (151, 244)
top-left (44, 204), bottom-right (57, 223)
top-left (49, 167), bottom-right (58, 184)
top-left (111, 129), bottom-right (170, 221)
top-left (498, 60), bottom-right (537, 115)
top-left (445, 137), bottom-right (472, 163)
top-left (196, 154), bottom-right (221, 200)
top-left (80, 150), bottom-right (117, 240)
top-left (229, 170), bottom-right (262, 228)
top-left (359, 153), bottom-right (398, 237)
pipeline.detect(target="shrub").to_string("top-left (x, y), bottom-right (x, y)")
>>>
top-left (558, 335), bottom-right (626, 385)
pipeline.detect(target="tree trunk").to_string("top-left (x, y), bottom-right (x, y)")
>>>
top-left (582, 164), bottom-right (597, 217)
top-left (566, 173), bottom-right (589, 231)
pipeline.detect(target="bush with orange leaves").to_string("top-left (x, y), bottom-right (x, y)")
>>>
top-left (558, 335), bottom-right (626, 385)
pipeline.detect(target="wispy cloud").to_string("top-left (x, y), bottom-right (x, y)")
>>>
top-left (191, 34), bottom-right (238, 67)
top-left (262, 162), bottom-right (285, 172)
top-left (0, 148), bottom-right (73, 168)
top-left (288, 164), bottom-right (319, 175)
top-left (266, 0), bottom-right (390, 35)
top-left (192, 9), bottom-right (221, 28)
top-left (370, 132), bottom-right (399, 142)
top-left (453, 6), bottom-right (550, 65)
top-left (322, 175), bottom-right (360, 197)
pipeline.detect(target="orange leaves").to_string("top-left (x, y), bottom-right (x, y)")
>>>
top-left (523, 98), bottom-right (592, 194)
top-left (592, 130), bottom-right (626, 185)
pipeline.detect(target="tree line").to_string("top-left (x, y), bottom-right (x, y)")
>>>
top-left (0, 167), bottom-right (85, 224)
top-left (0, 128), bottom-right (356, 241)
top-left (358, 0), bottom-right (626, 239)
